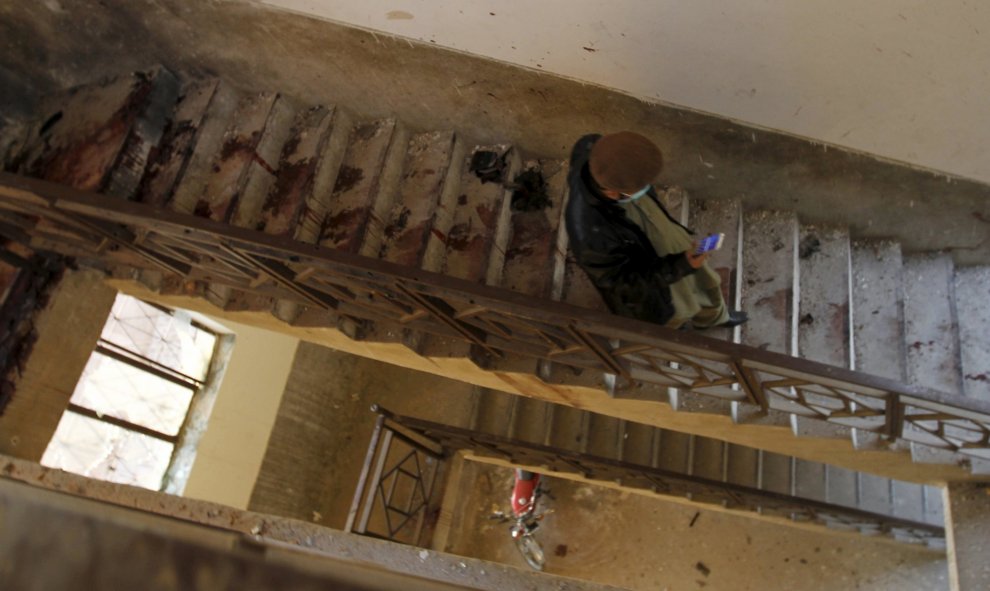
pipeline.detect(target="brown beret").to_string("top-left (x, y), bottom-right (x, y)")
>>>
top-left (589, 131), bottom-right (663, 193)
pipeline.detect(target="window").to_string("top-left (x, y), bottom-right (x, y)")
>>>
top-left (41, 294), bottom-right (220, 490)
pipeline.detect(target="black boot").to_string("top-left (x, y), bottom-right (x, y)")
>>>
top-left (719, 310), bottom-right (748, 328)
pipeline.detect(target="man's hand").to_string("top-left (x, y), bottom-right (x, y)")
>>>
top-left (685, 243), bottom-right (709, 269)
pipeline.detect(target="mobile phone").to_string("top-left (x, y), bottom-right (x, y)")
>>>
top-left (696, 233), bottom-right (725, 254)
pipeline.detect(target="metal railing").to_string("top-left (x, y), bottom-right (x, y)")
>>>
top-left (345, 409), bottom-right (445, 545)
top-left (1, 172), bottom-right (988, 460)
top-left (363, 406), bottom-right (944, 546)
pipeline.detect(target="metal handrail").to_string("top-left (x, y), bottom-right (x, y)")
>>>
top-left (373, 406), bottom-right (944, 544)
top-left (1, 171), bottom-right (988, 458)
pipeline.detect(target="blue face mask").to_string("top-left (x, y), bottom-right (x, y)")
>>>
top-left (616, 184), bottom-right (651, 203)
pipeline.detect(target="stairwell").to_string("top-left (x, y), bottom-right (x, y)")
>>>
top-left (2, 67), bottom-right (989, 548)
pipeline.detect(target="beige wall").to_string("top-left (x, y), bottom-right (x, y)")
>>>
top-left (0, 269), bottom-right (116, 462)
top-left (265, 0), bottom-right (990, 184)
top-left (182, 319), bottom-right (299, 509)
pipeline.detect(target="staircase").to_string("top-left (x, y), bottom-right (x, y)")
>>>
top-left (2, 67), bottom-right (989, 538)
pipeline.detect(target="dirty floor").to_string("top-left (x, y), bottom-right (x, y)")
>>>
top-left (252, 342), bottom-right (949, 590)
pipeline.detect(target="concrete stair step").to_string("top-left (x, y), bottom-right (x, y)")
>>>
top-left (667, 197), bottom-right (742, 419)
top-left (441, 144), bottom-right (518, 284)
top-left (792, 225), bottom-right (854, 439)
top-left (955, 266), bottom-right (990, 402)
top-left (858, 472), bottom-right (892, 516)
top-left (319, 118), bottom-right (404, 254)
top-left (902, 253), bottom-right (964, 467)
top-left (584, 413), bottom-right (623, 460)
top-left (180, 91), bottom-right (295, 223)
top-left (167, 81), bottom-right (244, 214)
top-left (547, 404), bottom-right (589, 452)
top-left (690, 435), bottom-right (725, 482)
top-left (417, 144), bottom-right (517, 363)
top-left (760, 451), bottom-right (792, 495)
top-left (825, 465), bottom-right (859, 507)
top-left (508, 396), bottom-right (552, 445)
top-left (891, 481), bottom-right (926, 523)
top-left (374, 130), bottom-right (459, 267)
top-left (356, 129), bottom-right (461, 349)
top-left (794, 458), bottom-right (826, 502)
top-left (230, 104), bottom-right (350, 317)
top-left (736, 210), bottom-right (797, 427)
top-left (657, 430), bottom-right (693, 474)
top-left (135, 77), bottom-right (220, 207)
top-left (482, 158), bottom-right (569, 379)
top-left (726, 444), bottom-right (759, 488)
top-left (923, 485), bottom-right (944, 526)
top-left (850, 240), bottom-right (907, 450)
top-left (620, 421), bottom-right (656, 466)
top-left (903, 253), bottom-right (963, 394)
top-left (18, 67), bottom-right (180, 197)
top-left (242, 104), bottom-right (346, 239)
top-left (471, 388), bottom-right (516, 438)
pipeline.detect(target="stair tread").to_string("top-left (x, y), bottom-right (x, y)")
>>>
top-left (168, 81), bottom-right (243, 215)
top-left (686, 197), bottom-right (741, 342)
top-left (672, 197), bottom-right (740, 417)
top-left (760, 451), bottom-right (792, 495)
top-left (794, 458), bottom-right (826, 502)
top-left (891, 480), bottom-right (925, 523)
top-left (472, 388), bottom-right (515, 438)
top-left (851, 240), bottom-right (907, 380)
top-left (902, 253), bottom-right (963, 394)
top-left (547, 405), bottom-right (588, 451)
top-left (792, 225), bottom-right (853, 441)
top-left (441, 144), bottom-right (515, 284)
top-left (726, 444), bottom-right (759, 488)
top-left (500, 159), bottom-right (567, 298)
top-left (585, 413), bottom-right (623, 460)
top-left (620, 422), bottom-right (656, 466)
top-left (375, 130), bottom-right (457, 267)
top-left (858, 472), bottom-right (892, 515)
top-left (510, 396), bottom-right (552, 445)
top-left (740, 210), bottom-right (798, 355)
top-left (849, 240), bottom-right (907, 450)
top-left (187, 92), bottom-right (286, 223)
top-left (135, 77), bottom-right (219, 207)
top-left (318, 118), bottom-right (400, 253)
top-left (243, 105), bottom-right (339, 237)
top-left (825, 465), bottom-right (858, 507)
top-left (19, 68), bottom-right (178, 196)
top-left (798, 225), bottom-right (851, 367)
top-left (691, 436), bottom-right (725, 482)
top-left (955, 267), bottom-right (990, 401)
top-left (737, 210), bottom-right (797, 426)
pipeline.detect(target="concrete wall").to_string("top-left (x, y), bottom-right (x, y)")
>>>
top-left (0, 269), bottom-right (116, 461)
top-left (265, 0), bottom-right (990, 184)
top-left (183, 319), bottom-right (298, 509)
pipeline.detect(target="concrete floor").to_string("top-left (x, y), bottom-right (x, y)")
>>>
top-left (253, 341), bottom-right (949, 591)
top-left (445, 462), bottom-right (947, 591)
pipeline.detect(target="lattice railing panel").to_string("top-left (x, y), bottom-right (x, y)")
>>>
top-left (2, 172), bottom-right (990, 460)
